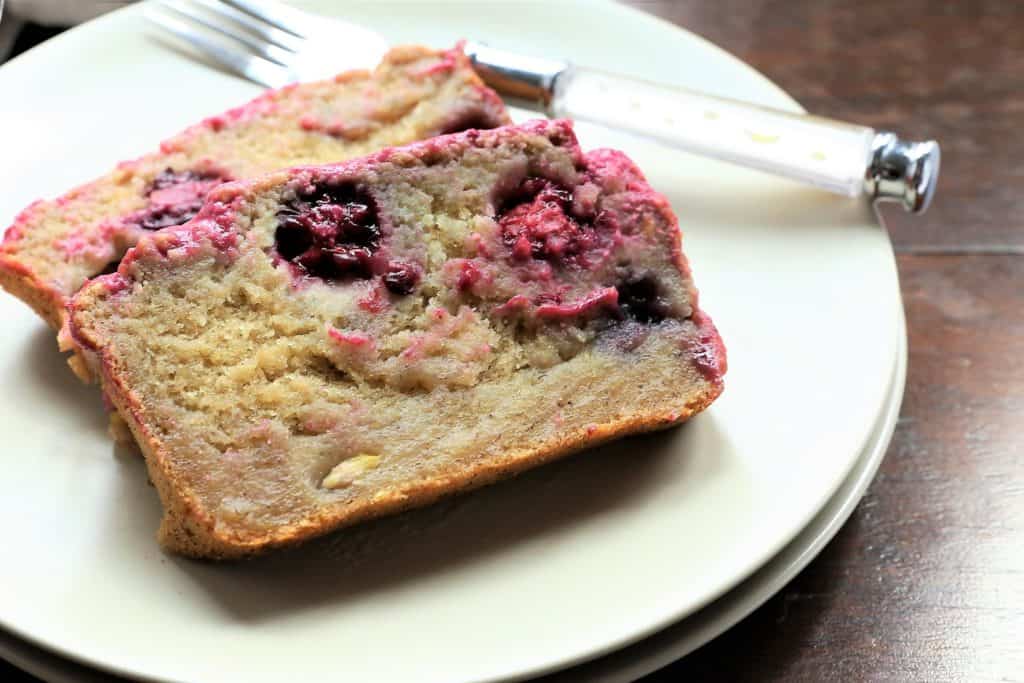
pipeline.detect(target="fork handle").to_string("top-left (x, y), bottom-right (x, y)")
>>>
top-left (464, 43), bottom-right (940, 214)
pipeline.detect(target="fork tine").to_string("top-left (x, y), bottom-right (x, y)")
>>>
top-left (145, 8), bottom-right (296, 89)
top-left (159, 0), bottom-right (294, 67)
top-left (219, 0), bottom-right (309, 39)
top-left (189, 0), bottom-right (305, 53)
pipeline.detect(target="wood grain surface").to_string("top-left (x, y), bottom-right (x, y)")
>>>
top-left (622, 1), bottom-right (1024, 680)
top-left (2, 2), bottom-right (1022, 681)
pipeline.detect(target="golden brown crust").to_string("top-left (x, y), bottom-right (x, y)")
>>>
top-left (71, 275), bottom-right (723, 560)
top-left (0, 256), bottom-right (64, 330)
top-left (94, 334), bottom-right (722, 560)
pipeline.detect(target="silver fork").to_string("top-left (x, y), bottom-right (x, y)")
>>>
top-left (145, 0), bottom-right (388, 87)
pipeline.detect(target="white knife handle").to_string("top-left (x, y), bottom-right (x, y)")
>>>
top-left (554, 67), bottom-right (872, 197)
top-left (464, 43), bottom-right (940, 214)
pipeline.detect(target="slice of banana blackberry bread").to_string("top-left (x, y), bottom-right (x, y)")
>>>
top-left (0, 45), bottom-right (509, 344)
top-left (69, 120), bottom-right (726, 559)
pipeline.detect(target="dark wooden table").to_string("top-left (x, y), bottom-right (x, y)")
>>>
top-left (622, 1), bottom-right (1024, 680)
top-left (3, 2), bottom-right (1022, 681)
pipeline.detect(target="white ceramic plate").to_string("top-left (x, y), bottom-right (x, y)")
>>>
top-left (0, 313), bottom-right (906, 683)
top-left (0, 2), bottom-right (903, 682)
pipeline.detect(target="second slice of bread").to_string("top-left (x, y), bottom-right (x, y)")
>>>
top-left (0, 45), bottom-right (509, 335)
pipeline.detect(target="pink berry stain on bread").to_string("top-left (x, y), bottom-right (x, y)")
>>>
top-left (69, 120), bottom-right (726, 559)
top-left (0, 45), bottom-right (509, 342)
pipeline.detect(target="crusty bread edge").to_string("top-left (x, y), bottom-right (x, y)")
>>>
top-left (93, 337), bottom-right (723, 560)
top-left (0, 255), bottom-right (65, 330)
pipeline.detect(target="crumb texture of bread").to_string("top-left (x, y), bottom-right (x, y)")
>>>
top-left (0, 44), bottom-right (510, 329)
top-left (70, 121), bottom-right (726, 559)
